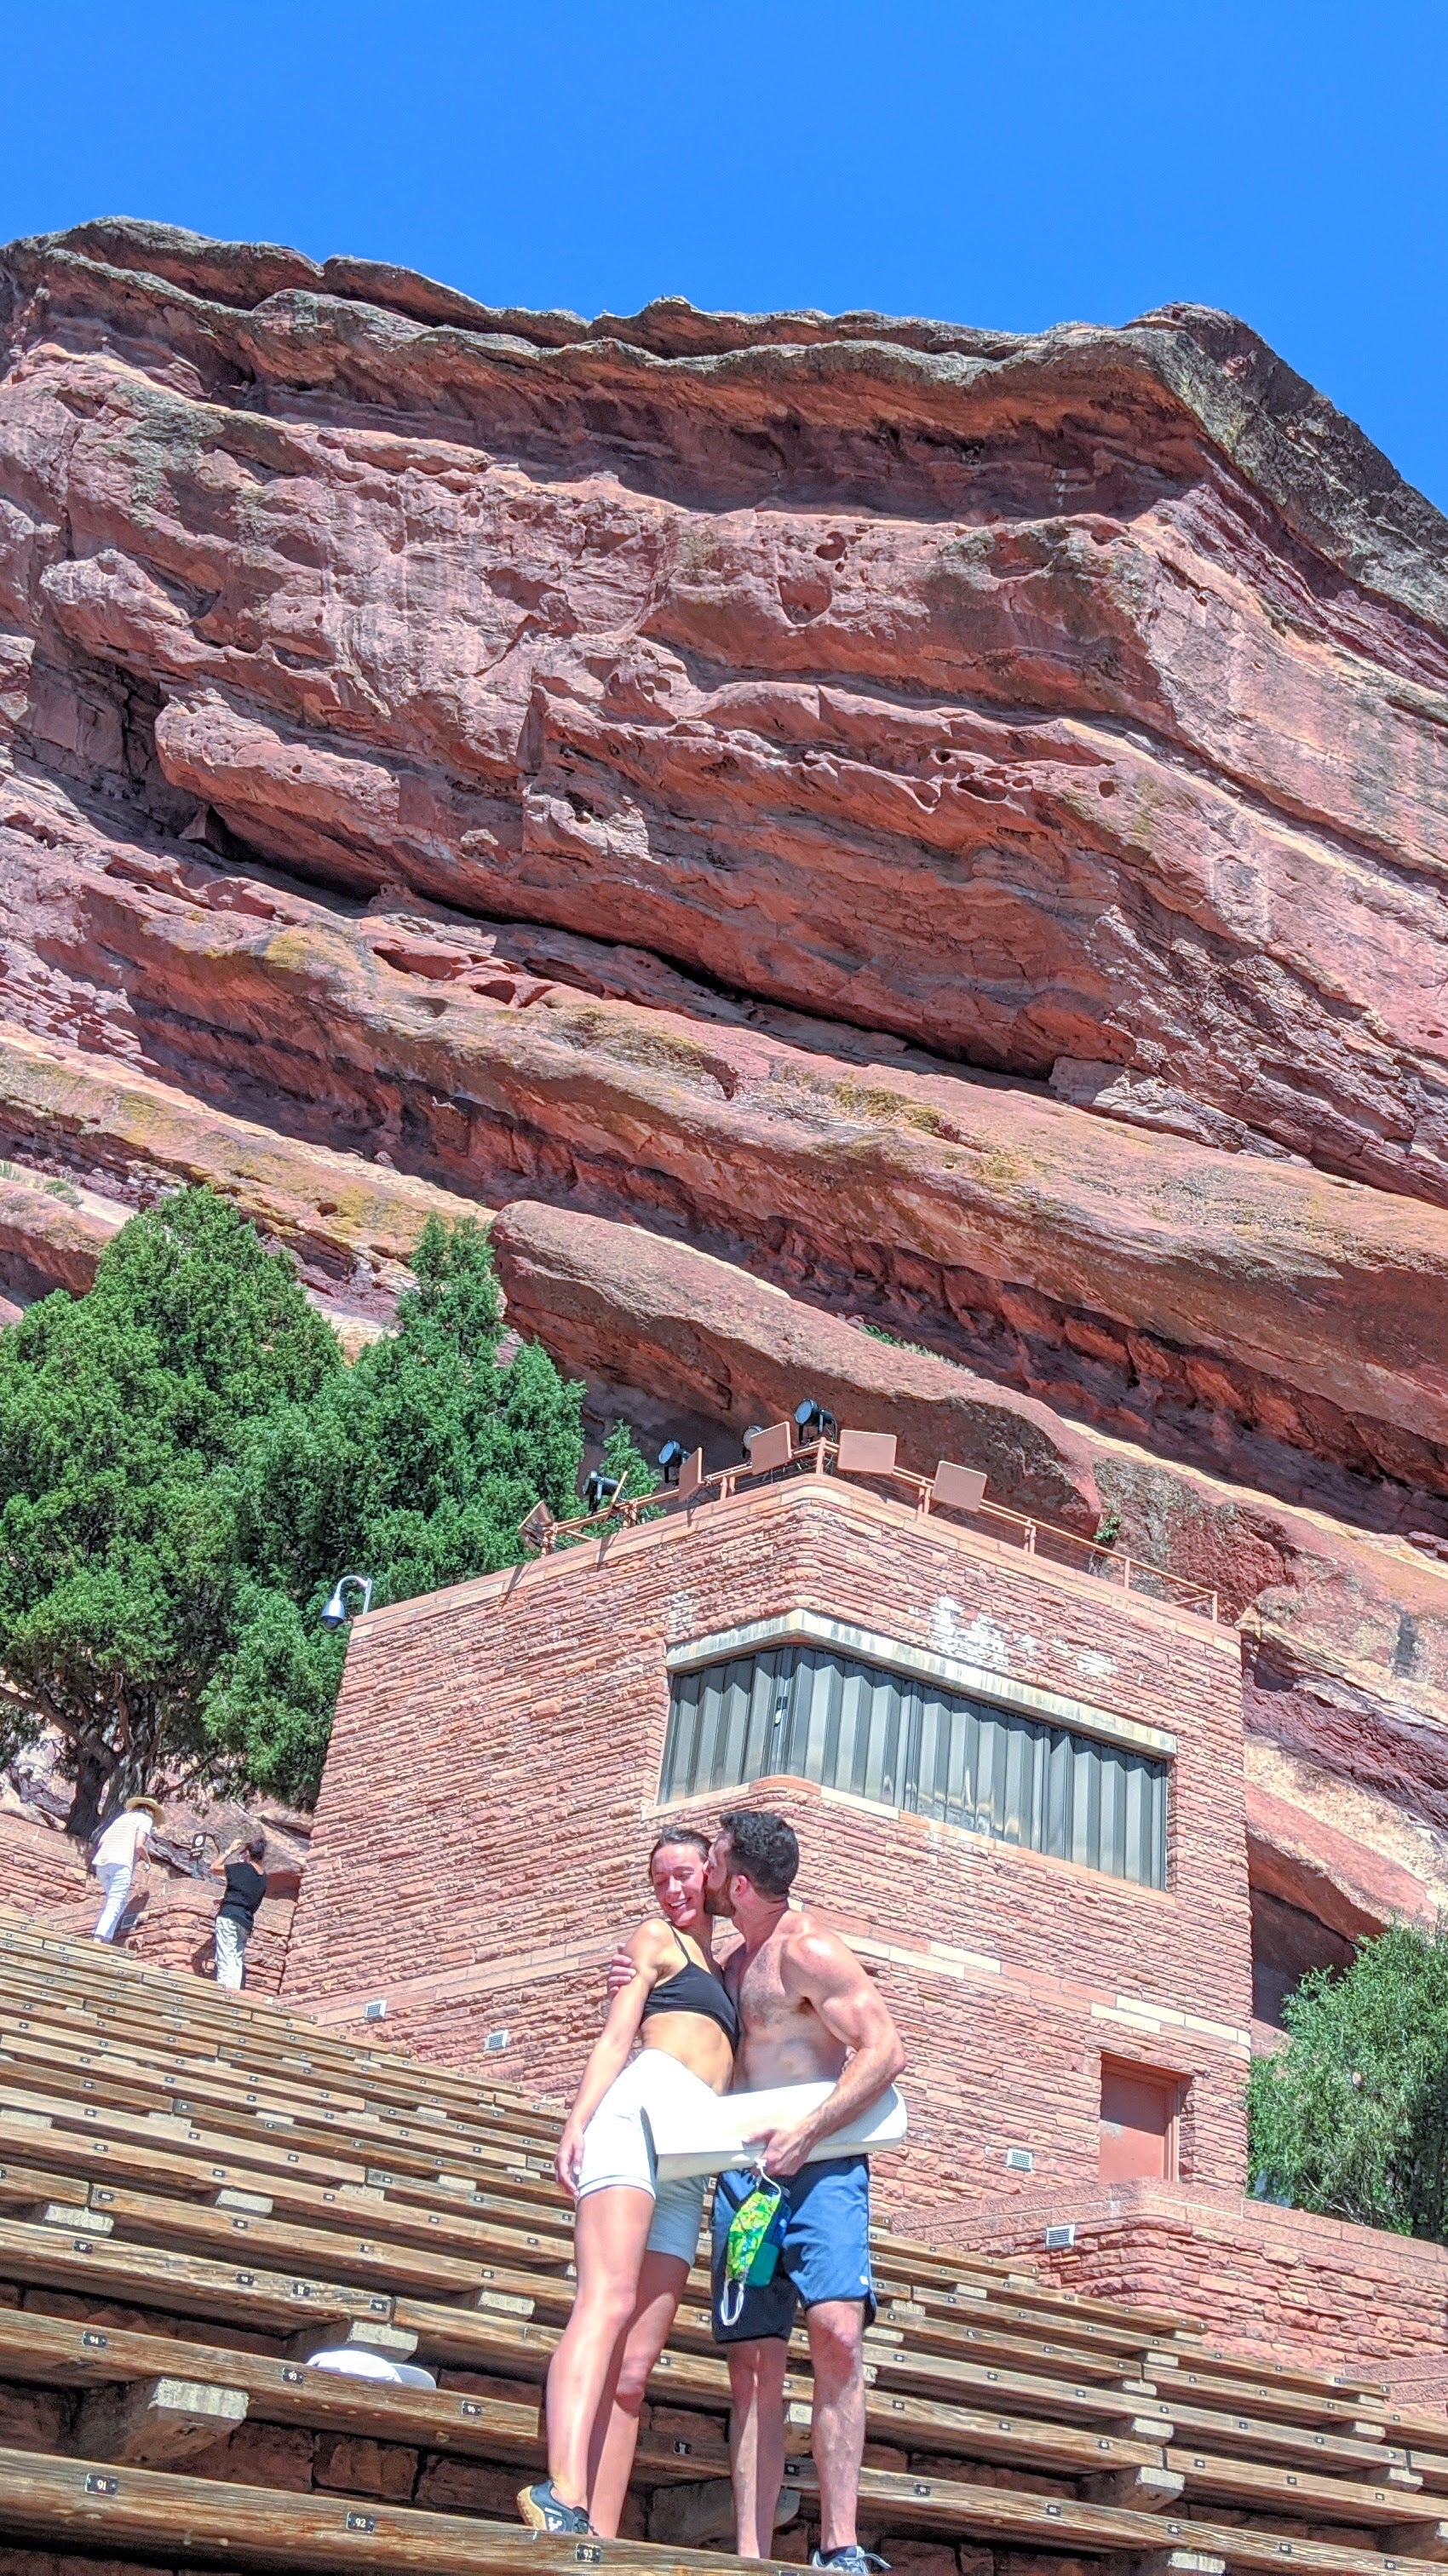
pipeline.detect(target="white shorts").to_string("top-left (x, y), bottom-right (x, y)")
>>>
top-left (577, 2052), bottom-right (715, 2265)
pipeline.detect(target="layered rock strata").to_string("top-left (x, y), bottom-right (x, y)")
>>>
top-left (1, 221), bottom-right (1447, 1900)
top-left (0, 817), bottom-right (1442, 1530)
top-left (5, 225), bottom-right (1448, 1203)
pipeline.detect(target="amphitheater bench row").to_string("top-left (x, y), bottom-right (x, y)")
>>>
top-left (0, 2447), bottom-right (776, 2576)
top-left (0, 2143), bottom-right (1401, 2487)
top-left (0, 2294), bottom-right (1175, 2493)
top-left (5, 2440), bottom-right (1447, 2576)
top-left (0, 2046), bottom-right (1422, 2475)
top-left (3, 2203), bottom-right (1445, 2555)
top-left (0, 1920), bottom-right (552, 2122)
top-left (0, 2035), bottom-right (1390, 2436)
top-left (9, 1918), bottom-right (1401, 2409)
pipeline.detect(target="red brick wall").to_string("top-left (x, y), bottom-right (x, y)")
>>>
top-left (958, 2179), bottom-right (1448, 2416)
top-left (0, 1813), bottom-right (89, 1920)
top-left (283, 1479), bottom-right (1250, 2210)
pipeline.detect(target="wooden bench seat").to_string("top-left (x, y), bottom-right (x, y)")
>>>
top-left (0, 2084), bottom-right (382, 2193)
top-left (0, 2065), bottom-right (537, 2195)
top-left (1166, 2401), bottom-right (1410, 2477)
top-left (0, 2092), bottom-right (566, 2234)
top-left (0, 2303), bottom-right (1174, 2495)
top-left (0, 2118), bottom-right (574, 2263)
top-left (1164, 2446), bottom-right (1437, 2535)
top-left (0, 2302), bottom-right (732, 2482)
top-left (1158, 2360), bottom-right (1389, 2435)
top-left (0, 1958), bottom-right (554, 2134)
top-left (0, 2441), bottom-right (1433, 2576)
top-left (0, 2209), bottom-right (394, 2334)
top-left (0, 2027), bottom-right (546, 2179)
top-left (78, 2181), bottom-right (553, 2304)
top-left (0, 2443), bottom-right (790, 2576)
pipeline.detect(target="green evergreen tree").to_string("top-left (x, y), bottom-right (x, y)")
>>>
top-left (0, 1196), bottom-right (588, 1826)
top-left (0, 1187), bottom-right (341, 1836)
top-left (1247, 1922), bottom-right (1448, 2240)
top-left (205, 1215), bottom-right (585, 1804)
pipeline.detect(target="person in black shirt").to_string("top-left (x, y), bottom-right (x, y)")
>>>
top-left (210, 1833), bottom-right (269, 1990)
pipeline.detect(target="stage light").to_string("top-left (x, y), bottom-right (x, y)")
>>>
top-left (658, 1440), bottom-right (687, 1487)
top-left (321, 1573), bottom-right (374, 1629)
top-left (793, 1397), bottom-right (838, 1443)
top-left (583, 1470), bottom-right (623, 1514)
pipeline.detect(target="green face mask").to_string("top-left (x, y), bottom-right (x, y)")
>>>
top-left (719, 2175), bottom-right (785, 2326)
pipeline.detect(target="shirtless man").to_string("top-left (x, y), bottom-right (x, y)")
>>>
top-left (706, 1808), bottom-right (905, 2572)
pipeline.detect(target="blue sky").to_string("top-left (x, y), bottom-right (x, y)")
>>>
top-left (4, 2), bottom-right (1446, 505)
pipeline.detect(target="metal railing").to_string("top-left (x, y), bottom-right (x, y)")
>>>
top-left (521, 1433), bottom-right (1219, 1623)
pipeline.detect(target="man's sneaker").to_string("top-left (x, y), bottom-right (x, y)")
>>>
top-left (813, 2551), bottom-right (891, 2573)
top-left (517, 2481), bottom-right (593, 2535)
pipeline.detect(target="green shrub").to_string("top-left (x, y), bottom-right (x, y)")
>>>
top-left (1247, 1921), bottom-right (1448, 2240)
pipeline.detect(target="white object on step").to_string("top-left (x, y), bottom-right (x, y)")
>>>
top-left (648, 2078), bottom-right (907, 2182)
top-left (306, 2349), bottom-right (438, 2389)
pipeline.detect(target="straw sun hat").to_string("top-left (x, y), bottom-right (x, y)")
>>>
top-left (124, 1795), bottom-right (164, 1820)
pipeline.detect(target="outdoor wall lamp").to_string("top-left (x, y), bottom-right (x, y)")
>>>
top-left (321, 1573), bottom-right (375, 1629)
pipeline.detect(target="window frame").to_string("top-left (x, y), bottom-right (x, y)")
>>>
top-left (659, 1610), bottom-right (1174, 1891)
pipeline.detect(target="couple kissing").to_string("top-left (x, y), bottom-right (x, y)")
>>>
top-left (519, 1807), bottom-right (906, 2568)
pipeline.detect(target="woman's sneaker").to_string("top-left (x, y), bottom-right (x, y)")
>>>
top-left (517, 2480), bottom-right (593, 2534)
top-left (812, 2551), bottom-right (891, 2573)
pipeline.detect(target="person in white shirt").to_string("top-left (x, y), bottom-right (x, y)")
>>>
top-left (89, 1796), bottom-right (163, 1943)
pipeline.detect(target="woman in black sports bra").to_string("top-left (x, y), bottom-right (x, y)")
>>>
top-left (519, 1829), bottom-right (738, 2538)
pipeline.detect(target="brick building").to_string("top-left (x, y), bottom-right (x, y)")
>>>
top-left (282, 1463), bottom-right (1250, 2222)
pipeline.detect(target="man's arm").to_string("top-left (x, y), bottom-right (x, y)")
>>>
top-left (749, 1927), bottom-right (905, 2179)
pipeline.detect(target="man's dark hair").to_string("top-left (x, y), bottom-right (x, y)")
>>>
top-left (245, 1835), bottom-right (267, 1863)
top-left (719, 1808), bottom-right (799, 1900)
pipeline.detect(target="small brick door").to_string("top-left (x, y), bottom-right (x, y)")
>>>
top-left (1099, 2060), bottom-right (1181, 2182)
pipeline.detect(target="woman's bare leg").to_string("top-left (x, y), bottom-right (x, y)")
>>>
top-left (543, 2188), bottom-right (656, 2508)
top-left (586, 2250), bottom-right (690, 2535)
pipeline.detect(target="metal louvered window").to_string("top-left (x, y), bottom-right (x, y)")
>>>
top-left (659, 1642), bottom-right (1168, 1889)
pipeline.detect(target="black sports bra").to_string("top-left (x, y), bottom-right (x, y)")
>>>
top-left (641, 1933), bottom-right (739, 2047)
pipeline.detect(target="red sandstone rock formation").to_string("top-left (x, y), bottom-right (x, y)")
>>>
top-left (2, 219), bottom-right (1448, 1888)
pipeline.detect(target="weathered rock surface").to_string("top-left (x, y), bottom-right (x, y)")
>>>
top-left (490, 1198), bottom-right (1102, 1532)
top-left (1245, 1780), bottom-right (1437, 1942)
top-left (3, 224), bottom-right (1448, 1204)
top-left (0, 805), bottom-right (1444, 1528)
top-left (2, 222), bottom-right (1448, 1900)
top-left (0, 1167), bottom-right (118, 1298)
top-left (0, 1022), bottom-right (487, 1314)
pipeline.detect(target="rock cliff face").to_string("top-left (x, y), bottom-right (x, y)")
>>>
top-left (2, 220), bottom-right (1447, 1924)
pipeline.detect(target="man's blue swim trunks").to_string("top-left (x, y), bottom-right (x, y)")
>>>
top-left (710, 2155), bottom-right (876, 2343)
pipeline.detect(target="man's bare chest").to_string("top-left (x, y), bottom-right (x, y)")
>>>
top-left (736, 1941), bottom-right (804, 2035)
